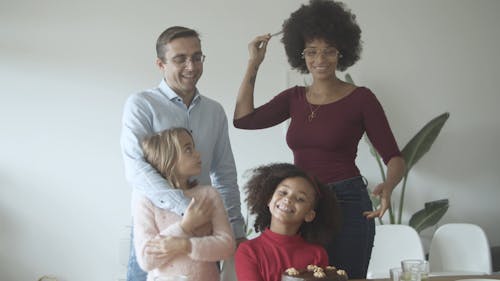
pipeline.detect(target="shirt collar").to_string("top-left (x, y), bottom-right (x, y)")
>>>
top-left (158, 79), bottom-right (201, 104)
top-left (263, 228), bottom-right (304, 245)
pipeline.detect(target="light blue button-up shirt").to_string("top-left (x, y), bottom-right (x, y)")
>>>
top-left (120, 79), bottom-right (245, 239)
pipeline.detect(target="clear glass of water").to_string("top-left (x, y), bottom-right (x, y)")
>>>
top-left (401, 259), bottom-right (429, 281)
top-left (390, 267), bottom-right (403, 281)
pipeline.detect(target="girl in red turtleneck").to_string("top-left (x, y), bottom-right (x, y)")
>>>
top-left (235, 163), bottom-right (340, 281)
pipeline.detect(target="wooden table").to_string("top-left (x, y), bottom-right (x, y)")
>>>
top-left (364, 275), bottom-right (500, 281)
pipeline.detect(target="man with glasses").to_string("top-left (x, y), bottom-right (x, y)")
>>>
top-left (120, 26), bottom-right (245, 281)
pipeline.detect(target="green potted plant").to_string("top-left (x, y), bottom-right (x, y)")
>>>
top-left (346, 74), bottom-right (450, 233)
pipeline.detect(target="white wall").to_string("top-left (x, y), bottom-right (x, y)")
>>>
top-left (1, 0), bottom-right (499, 280)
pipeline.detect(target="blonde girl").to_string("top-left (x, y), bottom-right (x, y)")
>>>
top-left (133, 127), bottom-right (235, 281)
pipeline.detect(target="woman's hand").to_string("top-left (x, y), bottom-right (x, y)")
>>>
top-left (363, 181), bottom-right (393, 219)
top-left (247, 34), bottom-right (271, 67)
top-left (234, 33), bottom-right (273, 120)
top-left (363, 156), bottom-right (405, 219)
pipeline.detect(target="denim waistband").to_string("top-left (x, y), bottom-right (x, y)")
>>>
top-left (326, 176), bottom-right (370, 202)
top-left (327, 176), bottom-right (367, 187)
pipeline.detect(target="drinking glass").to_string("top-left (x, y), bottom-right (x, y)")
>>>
top-left (401, 259), bottom-right (428, 281)
top-left (419, 260), bottom-right (429, 280)
top-left (390, 267), bottom-right (403, 281)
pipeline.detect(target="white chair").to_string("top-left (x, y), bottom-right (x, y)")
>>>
top-left (428, 223), bottom-right (492, 275)
top-left (367, 224), bottom-right (425, 278)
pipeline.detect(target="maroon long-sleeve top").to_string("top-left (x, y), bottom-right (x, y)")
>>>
top-left (234, 86), bottom-right (401, 184)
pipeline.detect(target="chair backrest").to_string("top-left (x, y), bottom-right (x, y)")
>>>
top-left (428, 223), bottom-right (492, 274)
top-left (367, 224), bottom-right (425, 278)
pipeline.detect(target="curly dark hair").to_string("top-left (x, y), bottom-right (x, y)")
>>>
top-left (281, 0), bottom-right (362, 72)
top-left (244, 163), bottom-right (340, 245)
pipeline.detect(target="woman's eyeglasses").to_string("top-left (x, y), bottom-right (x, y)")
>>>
top-left (301, 48), bottom-right (340, 59)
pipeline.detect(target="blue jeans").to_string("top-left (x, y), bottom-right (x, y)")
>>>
top-left (127, 227), bottom-right (147, 281)
top-left (325, 176), bottom-right (375, 279)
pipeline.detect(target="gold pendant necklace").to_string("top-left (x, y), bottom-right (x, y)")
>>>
top-left (306, 79), bottom-right (344, 122)
top-left (307, 102), bottom-right (321, 122)
top-left (306, 87), bottom-right (329, 122)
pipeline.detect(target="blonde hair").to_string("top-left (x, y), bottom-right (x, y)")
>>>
top-left (141, 127), bottom-right (195, 189)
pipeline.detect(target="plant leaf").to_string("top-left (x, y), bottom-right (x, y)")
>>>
top-left (369, 192), bottom-right (381, 209)
top-left (409, 199), bottom-right (449, 233)
top-left (345, 73), bottom-right (354, 84)
top-left (402, 112), bottom-right (450, 174)
top-left (398, 113), bottom-right (449, 223)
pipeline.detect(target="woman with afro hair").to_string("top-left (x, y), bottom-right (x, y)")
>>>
top-left (234, 163), bottom-right (340, 281)
top-left (233, 0), bottom-right (405, 278)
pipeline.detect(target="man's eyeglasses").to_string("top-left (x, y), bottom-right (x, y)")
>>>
top-left (301, 48), bottom-right (340, 59)
top-left (167, 53), bottom-right (206, 66)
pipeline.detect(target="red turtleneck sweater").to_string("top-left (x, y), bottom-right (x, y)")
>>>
top-left (235, 229), bottom-right (328, 281)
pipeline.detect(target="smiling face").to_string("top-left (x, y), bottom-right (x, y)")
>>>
top-left (157, 36), bottom-right (203, 100)
top-left (268, 176), bottom-right (317, 232)
top-left (303, 38), bottom-right (340, 81)
top-left (174, 130), bottom-right (202, 186)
